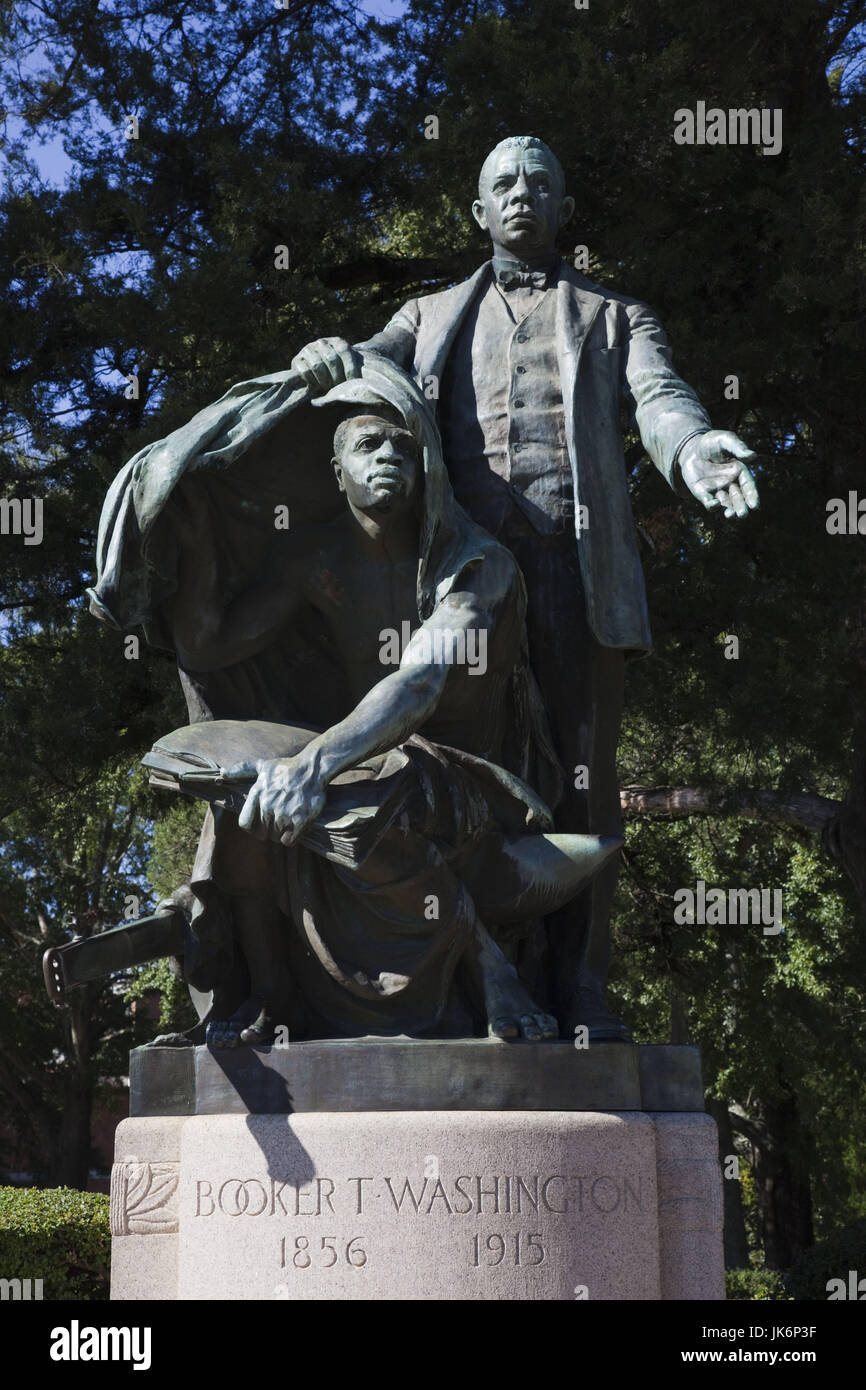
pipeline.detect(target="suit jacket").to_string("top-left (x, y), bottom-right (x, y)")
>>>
top-left (360, 261), bottom-right (712, 651)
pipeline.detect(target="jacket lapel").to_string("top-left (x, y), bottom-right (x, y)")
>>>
top-left (415, 262), bottom-right (492, 382)
top-left (556, 264), bottom-right (607, 487)
top-left (556, 266), bottom-right (606, 395)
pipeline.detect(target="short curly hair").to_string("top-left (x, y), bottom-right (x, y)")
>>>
top-left (332, 405), bottom-right (406, 462)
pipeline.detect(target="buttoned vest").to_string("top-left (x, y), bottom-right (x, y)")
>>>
top-left (439, 276), bottom-right (573, 537)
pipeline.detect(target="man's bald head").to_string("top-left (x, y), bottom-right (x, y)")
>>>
top-left (478, 136), bottom-right (565, 197)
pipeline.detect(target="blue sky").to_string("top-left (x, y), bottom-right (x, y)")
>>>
top-left (11, 0), bottom-right (409, 188)
top-left (359, 0), bottom-right (405, 14)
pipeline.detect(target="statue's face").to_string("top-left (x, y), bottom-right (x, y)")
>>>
top-left (472, 146), bottom-right (574, 258)
top-left (334, 415), bottom-right (421, 515)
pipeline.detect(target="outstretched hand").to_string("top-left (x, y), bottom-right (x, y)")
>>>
top-left (679, 430), bottom-right (760, 518)
top-left (233, 753), bottom-right (327, 847)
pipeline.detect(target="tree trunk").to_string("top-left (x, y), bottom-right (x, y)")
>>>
top-left (823, 746), bottom-right (866, 907)
top-left (48, 985), bottom-right (97, 1188)
top-left (733, 1096), bottom-right (814, 1271)
top-left (48, 1078), bottom-right (93, 1188)
top-left (706, 1097), bottom-right (750, 1269)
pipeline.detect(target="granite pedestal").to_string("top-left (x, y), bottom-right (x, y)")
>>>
top-left (110, 1041), bottom-right (725, 1301)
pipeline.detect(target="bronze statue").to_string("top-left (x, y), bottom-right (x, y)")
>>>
top-left (290, 135), bottom-right (759, 1039)
top-left (46, 138), bottom-right (758, 1051)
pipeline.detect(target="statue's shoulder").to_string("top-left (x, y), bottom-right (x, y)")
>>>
top-left (561, 264), bottom-right (645, 310)
top-left (413, 263), bottom-right (491, 315)
top-left (561, 265), bottom-right (664, 332)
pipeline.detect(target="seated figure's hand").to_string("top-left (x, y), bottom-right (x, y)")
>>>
top-left (237, 752), bottom-right (327, 847)
top-left (290, 337), bottom-right (361, 395)
top-left (679, 430), bottom-right (759, 518)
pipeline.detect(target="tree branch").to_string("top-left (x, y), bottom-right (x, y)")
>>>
top-left (729, 1105), bottom-right (774, 1152)
top-left (315, 250), bottom-right (475, 292)
top-left (620, 784), bottom-right (840, 834)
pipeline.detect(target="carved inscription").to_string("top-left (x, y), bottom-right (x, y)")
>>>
top-left (471, 1232), bottom-right (545, 1266)
top-left (280, 1235), bottom-right (367, 1268)
top-left (193, 1172), bottom-right (642, 1219)
top-left (191, 1170), bottom-right (641, 1276)
top-left (195, 1176), bottom-right (336, 1217)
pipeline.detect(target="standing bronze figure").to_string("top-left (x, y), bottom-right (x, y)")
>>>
top-left (292, 136), bottom-right (759, 1040)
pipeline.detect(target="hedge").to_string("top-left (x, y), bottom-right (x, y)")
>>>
top-left (725, 1267), bottom-right (793, 1300)
top-left (0, 1186), bottom-right (110, 1301)
top-left (785, 1218), bottom-right (866, 1302)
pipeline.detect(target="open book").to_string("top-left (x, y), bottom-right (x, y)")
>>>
top-left (142, 719), bottom-right (413, 868)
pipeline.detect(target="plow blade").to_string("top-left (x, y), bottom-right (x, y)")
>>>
top-left (43, 909), bottom-right (187, 1004)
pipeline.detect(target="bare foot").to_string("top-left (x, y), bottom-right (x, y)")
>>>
top-left (485, 963), bottom-right (559, 1042)
top-left (465, 916), bottom-right (559, 1041)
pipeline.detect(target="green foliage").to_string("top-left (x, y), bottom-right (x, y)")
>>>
top-left (0, 761), bottom-right (167, 1185)
top-left (0, 1186), bottom-right (110, 1300)
top-left (126, 958), bottom-right (197, 1036)
top-left (609, 819), bottom-right (866, 1241)
top-left (786, 1218), bottom-right (866, 1301)
top-left (146, 797), bottom-right (206, 904)
top-left (737, 1141), bottom-right (763, 1262)
top-left (726, 1267), bottom-right (793, 1301)
top-left (124, 797), bottom-right (205, 1032)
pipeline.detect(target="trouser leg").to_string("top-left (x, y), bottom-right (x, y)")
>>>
top-left (543, 640), bottom-right (626, 1036)
top-left (497, 517), bottom-right (629, 1037)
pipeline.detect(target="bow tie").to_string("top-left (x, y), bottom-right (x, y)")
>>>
top-left (496, 267), bottom-right (550, 291)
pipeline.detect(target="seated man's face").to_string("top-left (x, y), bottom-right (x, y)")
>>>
top-left (334, 415), bottom-right (421, 515)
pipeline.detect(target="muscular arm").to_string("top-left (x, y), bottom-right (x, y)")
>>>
top-left (313, 544), bottom-right (518, 778)
top-left (239, 547), bottom-right (518, 843)
top-left (307, 650), bottom-right (449, 782)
